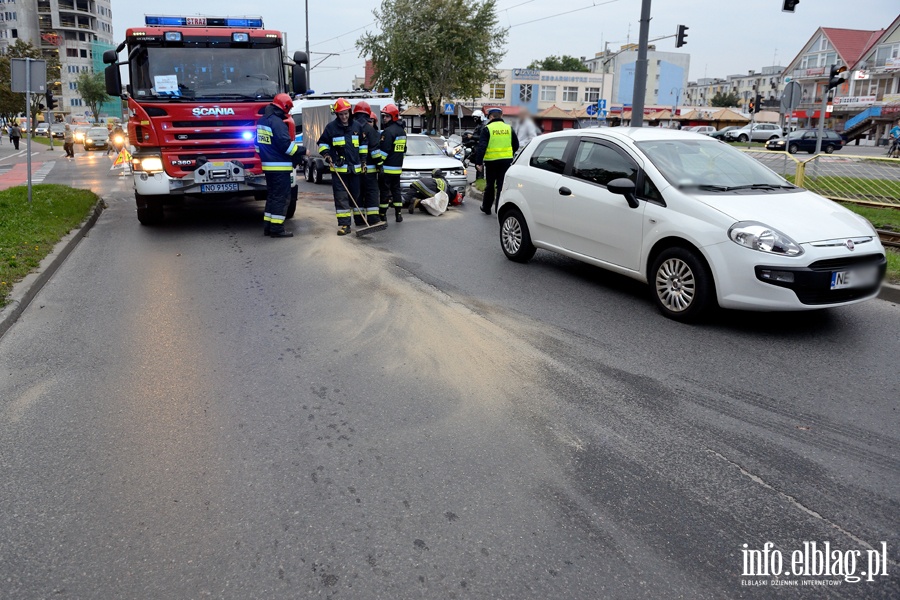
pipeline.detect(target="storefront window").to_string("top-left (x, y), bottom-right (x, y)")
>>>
top-left (519, 84), bottom-right (533, 103)
top-left (489, 83), bottom-right (506, 100)
top-left (563, 86), bottom-right (578, 102)
top-left (540, 86), bottom-right (557, 102)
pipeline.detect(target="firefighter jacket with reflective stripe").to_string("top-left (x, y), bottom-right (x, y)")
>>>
top-left (354, 114), bottom-right (380, 173)
top-left (473, 118), bottom-right (519, 163)
top-left (376, 121), bottom-right (406, 175)
top-left (317, 117), bottom-right (362, 174)
top-left (256, 105), bottom-right (303, 171)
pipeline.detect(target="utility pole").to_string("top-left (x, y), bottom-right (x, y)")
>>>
top-left (305, 0), bottom-right (311, 91)
top-left (630, 0), bottom-right (652, 127)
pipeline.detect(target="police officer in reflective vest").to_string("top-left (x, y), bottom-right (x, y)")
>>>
top-left (256, 93), bottom-right (307, 237)
top-left (318, 97), bottom-right (362, 236)
top-left (472, 107), bottom-right (519, 215)
top-left (374, 104), bottom-right (406, 223)
top-left (352, 101), bottom-right (382, 226)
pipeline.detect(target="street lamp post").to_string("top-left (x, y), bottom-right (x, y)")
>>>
top-left (671, 86), bottom-right (683, 127)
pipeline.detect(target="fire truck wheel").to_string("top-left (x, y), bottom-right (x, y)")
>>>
top-left (286, 186), bottom-right (298, 219)
top-left (135, 193), bottom-right (164, 226)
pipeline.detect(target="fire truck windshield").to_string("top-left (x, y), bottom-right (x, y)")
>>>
top-left (130, 46), bottom-right (283, 100)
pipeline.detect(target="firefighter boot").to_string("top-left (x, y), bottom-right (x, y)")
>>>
top-left (337, 225), bottom-right (352, 236)
top-left (395, 208), bottom-right (403, 223)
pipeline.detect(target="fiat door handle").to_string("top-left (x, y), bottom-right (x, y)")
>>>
top-left (558, 187), bottom-right (572, 196)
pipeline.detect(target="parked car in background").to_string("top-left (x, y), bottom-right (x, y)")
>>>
top-left (83, 127), bottom-right (110, 150)
top-left (399, 134), bottom-right (468, 192)
top-left (35, 122), bottom-right (50, 137)
top-left (709, 126), bottom-right (740, 140)
top-left (689, 126), bottom-right (716, 135)
top-left (50, 123), bottom-right (67, 139)
top-left (496, 128), bottom-right (885, 322)
top-left (724, 123), bottom-right (783, 142)
top-left (765, 129), bottom-right (844, 154)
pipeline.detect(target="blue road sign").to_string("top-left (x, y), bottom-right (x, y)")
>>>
top-left (444, 103), bottom-right (455, 115)
top-left (598, 99), bottom-right (607, 110)
top-left (586, 104), bottom-right (598, 116)
top-left (599, 109), bottom-right (608, 117)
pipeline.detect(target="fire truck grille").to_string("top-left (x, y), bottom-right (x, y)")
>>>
top-left (171, 120), bottom-right (257, 128)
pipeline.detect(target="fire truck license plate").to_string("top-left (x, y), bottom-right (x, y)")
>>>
top-left (201, 183), bottom-right (239, 193)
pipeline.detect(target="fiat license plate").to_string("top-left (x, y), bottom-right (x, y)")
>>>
top-left (830, 266), bottom-right (878, 290)
top-left (201, 183), bottom-right (239, 193)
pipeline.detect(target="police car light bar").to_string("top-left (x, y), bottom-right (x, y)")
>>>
top-left (144, 16), bottom-right (265, 28)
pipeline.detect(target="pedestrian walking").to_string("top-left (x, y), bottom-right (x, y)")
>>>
top-left (317, 97), bottom-right (363, 236)
top-left (352, 101), bottom-right (383, 226)
top-left (472, 107), bottom-right (519, 215)
top-left (889, 119), bottom-right (900, 158)
top-left (256, 93), bottom-right (307, 238)
top-left (63, 124), bottom-right (75, 158)
top-left (374, 103), bottom-right (406, 224)
top-left (9, 123), bottom-right (21, 150)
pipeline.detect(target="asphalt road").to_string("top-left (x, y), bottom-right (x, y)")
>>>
top-left (0, 153), bottom-right (898, 599)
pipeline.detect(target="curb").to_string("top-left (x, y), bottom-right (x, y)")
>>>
top-left (879, 282), bottom-right (900, 304)
top-left (466, 184), bottom-right (484, 202)
top-left (0, 199), bottom-right (105, 340)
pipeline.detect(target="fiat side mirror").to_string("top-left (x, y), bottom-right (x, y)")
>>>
top-left (607, 178), bottom-right (639, 208)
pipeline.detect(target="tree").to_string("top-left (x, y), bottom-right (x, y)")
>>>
top-left (0, 40), bottom-right (61, 131)
top-left (710, 92), bottom-right (740, 108)
top-left (75, 71), bottom-right (110, 124)
top-left (526, 55), bottom-right (589, 72)
top-left (358, 0), bottom-right (506, 132)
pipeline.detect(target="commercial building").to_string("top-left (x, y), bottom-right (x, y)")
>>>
top-left (684, 66), bottom-right (786, 111)
top-left (0, 0), bottom-right (118, 121)
top-left (583, 44), bottom-right (690, 108)
top-left (471, 68), bottom-right (615, 115)
top-left (844, 14), bottom-right (900, 142)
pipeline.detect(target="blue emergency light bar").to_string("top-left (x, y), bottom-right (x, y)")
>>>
top-left (144, 16), bottom-right (265, 28)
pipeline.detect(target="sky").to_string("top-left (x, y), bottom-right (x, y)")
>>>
top-left (112, 1), bottom-right (899, 94)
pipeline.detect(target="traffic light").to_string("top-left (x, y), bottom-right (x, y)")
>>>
top-left (782, 0), bottom-right (799, 12)
top-left (748, 98), bottom-right (755, 113)
top-left (754, 94), bottom-right (762, 113)
top-left (676, 25), bottom-right (689, 48)
top-left (826, 64), bottom-right (847, 90)
top-left (45, 91), bottom-right (57, 111)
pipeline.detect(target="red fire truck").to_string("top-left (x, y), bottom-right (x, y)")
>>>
top-left (103, 15), bottom-right (307, 225)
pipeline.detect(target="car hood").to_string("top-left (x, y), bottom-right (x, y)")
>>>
top-left (401, 155), bottom-right (465, 172)
top-left (695, 189), bottom-right (874, 243)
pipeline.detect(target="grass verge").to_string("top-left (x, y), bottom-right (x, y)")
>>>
top-left (0, 184), bottom-right (99, 307)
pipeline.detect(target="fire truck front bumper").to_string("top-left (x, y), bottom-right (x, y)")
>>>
top-left (133, 159), bottom-right (283, 197)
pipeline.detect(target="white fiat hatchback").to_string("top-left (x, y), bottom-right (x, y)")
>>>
top-left (497, 128), bottom-right (886, 322)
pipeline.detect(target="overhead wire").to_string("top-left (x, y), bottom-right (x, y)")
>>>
top-left (509, 0), bottom-right (625, 28)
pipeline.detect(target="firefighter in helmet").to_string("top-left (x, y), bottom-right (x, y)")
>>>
top-left (256, 93), bottom-right (307, 237)
top-left (374, 103), bottom-right (406, 223)
top-left (317, 97), bottom-right (363, 236)
top-left (352, 101), bottom-right (382, 226)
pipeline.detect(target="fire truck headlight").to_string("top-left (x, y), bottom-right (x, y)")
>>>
top-left (140, 156), bottom-right (164, 172)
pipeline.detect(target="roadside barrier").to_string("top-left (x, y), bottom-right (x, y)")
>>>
top-left (742, 149), bottom-right (900, 208)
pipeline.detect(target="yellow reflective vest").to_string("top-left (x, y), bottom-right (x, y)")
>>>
top-left (484, 121), bottom-right (514, 161)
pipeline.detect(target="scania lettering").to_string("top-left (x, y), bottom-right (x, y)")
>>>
top-left (103, 15), bottom-right (308, 225)
top-left (192, 107), bottom-right (237, 117)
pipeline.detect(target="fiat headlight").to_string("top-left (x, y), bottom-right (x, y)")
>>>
top-left (728, 222), bottom-right (803, 256)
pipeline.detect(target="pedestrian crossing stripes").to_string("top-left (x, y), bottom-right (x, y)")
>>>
top-left (32, 161), bottom-right (56, 183)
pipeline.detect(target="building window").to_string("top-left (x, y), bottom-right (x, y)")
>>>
top-left (584, 87), bottom-right (600, 103)
top-left (563, 86), bottom-right (578, 102)
top-left (488, 82), bottom-right (506, 100)
top-left (67, 48), bottom-right (78, 57)
top-left (519, 83), bottom-right (533, 103)
top-left (540, 85), bottom-right (557, 102)
top-left (79, 49), bottom-right (87, 58)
